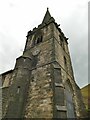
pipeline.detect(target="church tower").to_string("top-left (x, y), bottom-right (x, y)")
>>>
top-left (1, 8), bottom-right (87, 119)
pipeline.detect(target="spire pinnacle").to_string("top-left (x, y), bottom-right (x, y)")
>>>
top-left (42, 8), bottom-right (52, 24)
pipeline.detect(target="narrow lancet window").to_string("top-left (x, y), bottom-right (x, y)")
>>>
top-left (17, 86), bottom-right (20, 94)
top-left (36, 36), bottom-right (43, 44)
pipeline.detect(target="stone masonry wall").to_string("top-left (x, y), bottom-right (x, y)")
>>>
top-left (24, 23), bottom-right (55, 118)
top-left (53, 24), bottom-right (87, 118)
top-left (24, 64), bottom-right (53, 118)
top-left (1, 71), bottom-right (14, 118)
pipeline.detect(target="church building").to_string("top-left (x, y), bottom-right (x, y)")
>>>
top-left (0, 8), bottom-right (87, 118)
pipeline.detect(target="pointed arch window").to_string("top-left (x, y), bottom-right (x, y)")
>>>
top-left (64, 56), bottom-right (67, 65)
top-left (64, 56), bottom-right (68, 70)
top-left (59, 35), bottom-right (65, 50)
top-left (36, 36), bottom-right (43, 44)
top-left (32, 35), bottom-right (43, 46)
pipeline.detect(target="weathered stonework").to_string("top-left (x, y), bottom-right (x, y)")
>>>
top-left (0, 8), bottom-right (87, 119)
top-left (24, 65), bottom-right (53, 118)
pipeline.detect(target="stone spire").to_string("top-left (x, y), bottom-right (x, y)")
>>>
top-left (42, 8), bottom-right (52, 24)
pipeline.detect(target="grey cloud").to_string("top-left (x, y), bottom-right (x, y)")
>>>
top-left (0, 32), bottom-right (23, 74)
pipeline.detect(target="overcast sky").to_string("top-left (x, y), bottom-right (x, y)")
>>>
top-left (0, 0), bottom-right (88, 88)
